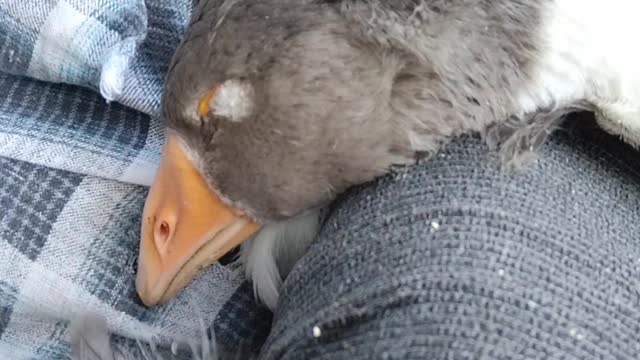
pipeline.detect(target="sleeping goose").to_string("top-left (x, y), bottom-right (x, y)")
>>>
top-left (135, 0), bottom-right (640, 310)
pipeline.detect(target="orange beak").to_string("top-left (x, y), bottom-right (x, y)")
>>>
top-left (135, 132), bottom-right (260, 306)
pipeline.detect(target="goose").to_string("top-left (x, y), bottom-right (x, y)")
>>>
top-left (135, 0), bottom-right (640, 310)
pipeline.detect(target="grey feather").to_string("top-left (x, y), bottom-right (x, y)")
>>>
top-left (484, 101), bottom-right (593, 169)
top-left (70, 314), bottom-right (115, 360)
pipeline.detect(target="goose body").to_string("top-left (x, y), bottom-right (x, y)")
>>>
top-left (134, 0), bottom-right (640, 310)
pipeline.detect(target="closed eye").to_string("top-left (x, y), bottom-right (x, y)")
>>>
top-left (198, 114), bottom-right (219, 145)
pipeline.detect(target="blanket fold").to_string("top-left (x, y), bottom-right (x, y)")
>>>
top-left (0, 1), bottom-right (272, 358)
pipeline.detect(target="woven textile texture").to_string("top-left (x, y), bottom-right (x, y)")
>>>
top-left (262, 117), bottom-right (640, 359)
top-left (0, 1), bottom-right (272, 358)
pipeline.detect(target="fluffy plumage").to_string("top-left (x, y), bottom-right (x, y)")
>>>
top-left (239, 209), bottom-right (321, 310)
top-left (161, 0), bottom-right (640, 308)
top-left (70, 314), bottom-right (226, 360)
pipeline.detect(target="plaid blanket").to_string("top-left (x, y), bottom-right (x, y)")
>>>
top-left (0, 1), bottom-right (272, 359)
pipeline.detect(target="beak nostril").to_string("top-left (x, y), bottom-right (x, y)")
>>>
top-left (153, 218), bottom-right (173, 257)
top-left (159, 221), bottom-right (170, 239)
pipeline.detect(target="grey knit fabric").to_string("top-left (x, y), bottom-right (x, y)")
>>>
top-left (259, 113), bottom-right (640, 359)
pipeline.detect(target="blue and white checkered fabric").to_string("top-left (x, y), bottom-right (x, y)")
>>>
top-left (0, 1), bottom-right (272, 358)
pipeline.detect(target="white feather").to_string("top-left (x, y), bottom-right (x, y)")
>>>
top-left (518, 0), bottom-right (640, 145)
top-left (240, 210), bottom-right (321, 310)
top-left (210, 79), bottom-right (255, 122)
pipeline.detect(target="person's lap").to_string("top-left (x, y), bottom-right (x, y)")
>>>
top-left (259, 113), bottom-right (640, 359)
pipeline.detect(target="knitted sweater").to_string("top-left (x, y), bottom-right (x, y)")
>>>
top-left (257, 113), bottom-right (640, 359)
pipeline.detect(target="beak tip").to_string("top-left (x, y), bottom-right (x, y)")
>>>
top-left (135, 282), bottom-right (162, 307)
top-left (134, 266), bottom-right (161, 307)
